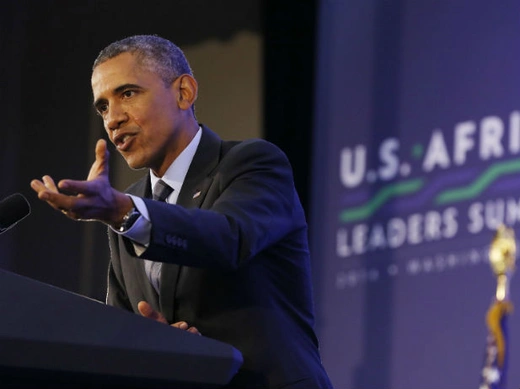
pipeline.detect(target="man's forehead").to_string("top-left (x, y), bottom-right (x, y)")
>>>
top-left (92, 53), bottom-right (139, 77)
top-left (91, 53), bottom-right (147, 93)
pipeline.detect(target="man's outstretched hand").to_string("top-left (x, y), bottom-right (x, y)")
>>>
top-left (32, 140), bottom-right (200, 335)
top-left (30, 139), bottom-right (132, 227)
top-left (138, 301), bottom-right (201, 335)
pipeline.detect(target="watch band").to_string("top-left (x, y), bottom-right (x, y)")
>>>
top-left (117, 207), bottom-right (141, 232)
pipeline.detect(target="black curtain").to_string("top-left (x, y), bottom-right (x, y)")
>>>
top-left (262, 0), bottom-right (317, 217)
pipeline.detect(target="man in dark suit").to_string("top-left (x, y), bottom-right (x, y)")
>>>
top-left (31, 35), bottom-right (332, 389)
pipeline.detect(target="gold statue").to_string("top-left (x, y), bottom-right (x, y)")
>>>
top-left (489, 225), bottom-right (516, 301)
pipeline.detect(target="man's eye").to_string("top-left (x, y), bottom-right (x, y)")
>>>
top-left (97, 104), bottom-right (108, 114)
top-left (123, 90), bottom-right (135, 98)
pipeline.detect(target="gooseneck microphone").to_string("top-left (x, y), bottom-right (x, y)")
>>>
top-left (0, 193), bottom-right (31, 235)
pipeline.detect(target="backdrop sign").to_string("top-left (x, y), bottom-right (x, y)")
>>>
top-left (312, 1), bottom-right (520, 388)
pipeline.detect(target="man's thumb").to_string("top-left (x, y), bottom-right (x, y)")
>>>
top-left (137, 301), bottom-right (168, 324)
top-left (95, 139), bottom-right (110, 167)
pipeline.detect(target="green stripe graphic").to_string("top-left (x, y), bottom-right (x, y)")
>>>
top-left (436, 158), bottom-right (520, 205)
top-left (339, 178), bottom-right (424, 223)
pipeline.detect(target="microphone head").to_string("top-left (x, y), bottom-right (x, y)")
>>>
top-left (0, 193), bottom-right (31, 232)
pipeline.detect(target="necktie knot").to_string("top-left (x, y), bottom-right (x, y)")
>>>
top-left (153, 180), bottom-right (173, 202)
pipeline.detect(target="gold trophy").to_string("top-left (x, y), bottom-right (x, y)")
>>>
top-left (489, 225), bottom-right (516, 301)
top-left (479, 225), bottom-right (516, 386)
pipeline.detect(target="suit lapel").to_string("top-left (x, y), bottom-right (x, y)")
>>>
top-left (159, 125), bottom-right (224, 322)
top-left (176, 125), bottom-right (222, 208)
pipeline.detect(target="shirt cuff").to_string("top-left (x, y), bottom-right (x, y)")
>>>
top-left (110, 195), bottom-right (151, 254)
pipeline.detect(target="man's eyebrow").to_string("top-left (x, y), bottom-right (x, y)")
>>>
top-left (93, 84), bottom-right (143, 108)
top-left (114, 83), bottom-right (143, 94)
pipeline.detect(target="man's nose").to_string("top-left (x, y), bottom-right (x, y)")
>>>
top-left (106, 104), bottom-right (128, 131)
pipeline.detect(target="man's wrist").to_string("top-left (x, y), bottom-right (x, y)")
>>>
top-left (109, 193), bottom-right (136, 230)
top-left (116, 206), bottom-right (141, 232)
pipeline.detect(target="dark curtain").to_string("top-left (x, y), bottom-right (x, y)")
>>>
top-left (263, 0), bottom-right (317, 218)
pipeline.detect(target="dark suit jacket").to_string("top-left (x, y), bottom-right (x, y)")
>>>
top-left (106, 125), bottom-right (332, 388)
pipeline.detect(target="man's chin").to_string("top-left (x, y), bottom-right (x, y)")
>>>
top-left (123, 156), bottom-right (147, 171)
top-left (128, 165), bottom-right (148, 171)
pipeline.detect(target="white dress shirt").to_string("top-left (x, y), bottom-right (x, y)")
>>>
top-left (112, 127), bottom-right (202, 256)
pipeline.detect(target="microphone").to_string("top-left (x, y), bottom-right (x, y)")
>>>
top-left (0, 193), bottom-right (31, 235)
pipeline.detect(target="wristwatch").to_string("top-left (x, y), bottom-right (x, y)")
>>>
top-left (117, 206), bottom-right (141, 232)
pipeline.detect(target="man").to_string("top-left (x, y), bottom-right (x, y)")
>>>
top-left (31, 35), bottom-right (332, 389)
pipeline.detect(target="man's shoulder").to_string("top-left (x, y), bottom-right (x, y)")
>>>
top-left (201, 123), bottom-right (285, 156)
top-left (199, 125), bottom-right (293, 178)
top-left (222, 137), bottom-right (289, 164)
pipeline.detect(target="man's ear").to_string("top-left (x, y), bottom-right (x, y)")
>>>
top-left (176, 74), bottom-right (198, 110)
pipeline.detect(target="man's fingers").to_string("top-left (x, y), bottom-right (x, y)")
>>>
top-left (58, 179), bottom-right (98, 196)
top-left (31, 180), bottom-right (74, 210)
top-left (31, 180), bottom-right (54, 203)
top-left (171, 321), bottom-right (189, 330)
top-left (187, 326), bottom-right (201, 336)
top-left (137, 302), bottom-right (200, 334)
top-left (137, 301), bottom-right (168, 324)
top-left (171, 322), bottom-right (201, 335)
top-left (31, 176), bottom-right (59, 197)
top-left (33, 177), bottom-right (96, 203)
top-left (42, 175), bottom-right (59, 192)
top-left (30, 179), bottom-right (46, 194)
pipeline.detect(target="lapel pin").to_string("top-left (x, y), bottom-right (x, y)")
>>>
top-left (193, 191), bottom-right (201, 199)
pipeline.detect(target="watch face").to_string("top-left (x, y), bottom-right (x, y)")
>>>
top-left (119, 208), bottom-right (140, 232)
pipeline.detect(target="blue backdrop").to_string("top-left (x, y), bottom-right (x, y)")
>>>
top-left (311, 1), bottom-right (520, 388)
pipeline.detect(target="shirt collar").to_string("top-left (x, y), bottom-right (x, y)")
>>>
top-left (150, 126), bottom-right (202, 197)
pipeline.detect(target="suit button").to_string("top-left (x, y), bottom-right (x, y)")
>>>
top-left (165, 235), bottom-right (187, 249)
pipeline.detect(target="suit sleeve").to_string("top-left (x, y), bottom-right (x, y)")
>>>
top-left (139, 139), bottom-right (306, 271)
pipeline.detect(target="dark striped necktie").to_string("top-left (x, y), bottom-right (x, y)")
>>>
top-left (153, 179), bottom-right (173, 202)
top-left (145, 179), bottom-right (173, 294)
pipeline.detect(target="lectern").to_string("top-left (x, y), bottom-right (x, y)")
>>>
top-left (0, 269), bottom-right (243, 388)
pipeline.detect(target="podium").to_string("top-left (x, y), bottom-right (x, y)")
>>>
top-left (0, 269), bottom-right (243, 388)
